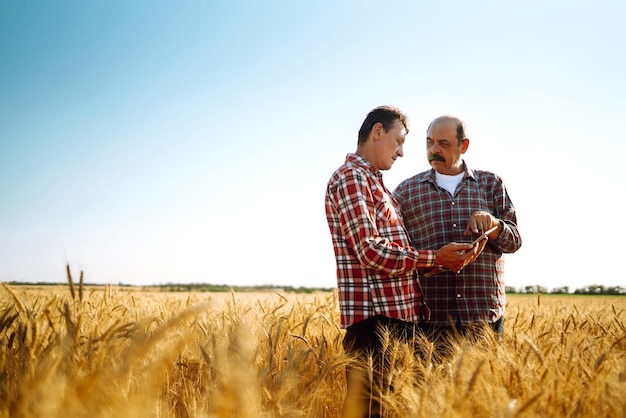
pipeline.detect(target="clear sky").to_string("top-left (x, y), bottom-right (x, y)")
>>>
top-left (1, 1), bottom-right (625, 291)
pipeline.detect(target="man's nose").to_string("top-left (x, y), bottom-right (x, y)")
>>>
top-left (397, 146), bottom-right (404, 158)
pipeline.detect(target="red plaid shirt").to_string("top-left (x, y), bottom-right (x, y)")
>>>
top-left (325, 154), bottom-right (437, 328)
top-left (393, 162), bottom-right (522, 326)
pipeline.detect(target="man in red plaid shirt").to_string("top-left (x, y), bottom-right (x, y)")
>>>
top-left (325, 106), bottom-right (485, 418)
top-left (393, 115), bottom-right (522, 343)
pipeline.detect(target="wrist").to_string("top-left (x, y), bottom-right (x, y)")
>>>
top-left (432, 249), bottom-right (442, 268)
top-left (491, 220), bottom-right (504, 239)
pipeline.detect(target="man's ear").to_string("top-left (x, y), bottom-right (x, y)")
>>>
top-left (461, 138), bottom-right (470, 154)
top-left (372, 122), bottom-right (384, 141)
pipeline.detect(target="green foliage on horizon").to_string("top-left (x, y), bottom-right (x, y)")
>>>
top-left (505, 284), bottom-right (626, 295)
top-left (6, 280), bottom-right (623, 295)
top-left (5, 281), bottom-right (333, 294)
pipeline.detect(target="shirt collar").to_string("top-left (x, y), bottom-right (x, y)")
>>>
top-left (424, 160), bottom-right (476, 183)
top-left (346, 153), bottom-right (380, 175)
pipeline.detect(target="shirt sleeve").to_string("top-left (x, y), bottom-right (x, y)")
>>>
top-left (491, 179), bottom-right (522, 253)
top-left (331, 169), bottom-right (437, 274)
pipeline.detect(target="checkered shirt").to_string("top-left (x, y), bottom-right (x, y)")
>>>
top-left (325, 153), bottom-right (437, 328)
top-left (393, 162), bottom-right (522, 326)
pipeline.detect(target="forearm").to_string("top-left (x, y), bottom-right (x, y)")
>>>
top-left (491, 180), bottom-right (522, 253)
top-left (356, 236), bottom-right (437, 274)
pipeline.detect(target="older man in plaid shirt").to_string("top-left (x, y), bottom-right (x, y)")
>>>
top-left (393, 115), bottom-right (522, 343)
top-left (325, 106), bottom-right (485, 418)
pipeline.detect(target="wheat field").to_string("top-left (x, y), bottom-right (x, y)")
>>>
top-left (1, 282), bottom-right (625, 418)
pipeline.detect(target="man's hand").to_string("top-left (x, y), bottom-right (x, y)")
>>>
top-left (464, 210), bottom-right (501, 240)
top-left (434, 239), bottom-right (488, 273)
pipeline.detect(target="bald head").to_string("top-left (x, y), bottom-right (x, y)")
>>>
top-left (427, 115), bottom-right (467, 146)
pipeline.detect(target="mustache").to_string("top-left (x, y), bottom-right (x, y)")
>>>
top-left (428, 154), bottom-right (445, 162)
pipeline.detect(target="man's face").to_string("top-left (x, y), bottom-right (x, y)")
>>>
top-left (426, 120), bottom-right (468, 175)
top-left (375, 121), bottom-right (406, 171)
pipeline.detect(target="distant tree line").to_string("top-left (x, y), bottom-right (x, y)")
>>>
top-left (506, 284), bottom-right (626, 295)
top-left (4, 281), bottom-right (334, 294)
top-left (5, 281), bottom-right (624, 295)
top-left (150, 283), bottom-right (334, 294)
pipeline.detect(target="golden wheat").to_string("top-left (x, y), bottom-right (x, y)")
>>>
top-left (0, 284), bottom-right (624, 417)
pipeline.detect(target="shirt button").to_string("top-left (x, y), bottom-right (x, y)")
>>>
top-left (456, 294), bottom-right (462, 298)
top-left (452, 223), bottom-right (457, 228)
top-left (451, 202), bottom-right (455, 206)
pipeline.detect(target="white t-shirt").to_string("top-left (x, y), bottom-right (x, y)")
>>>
top-left (435, 171), bottom-right (464, 196)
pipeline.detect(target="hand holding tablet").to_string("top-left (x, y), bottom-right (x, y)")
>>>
top-left (471, 224), bottom-right (499, 245)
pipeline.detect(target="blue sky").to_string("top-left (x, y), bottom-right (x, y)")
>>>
top-left (1, 1), bottom-right (624, 291)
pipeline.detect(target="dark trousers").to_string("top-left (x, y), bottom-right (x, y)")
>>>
top-left (341, 316), bottom-right (504, 417)
top-left (342, 316), bottom-right (422, 418)
top-left (418, 317), bottom-right (504, 361)
top-left (419, 316), bottom-right (504, 340)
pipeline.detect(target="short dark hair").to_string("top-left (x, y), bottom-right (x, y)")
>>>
top-left (455, 120), bottom-right (467, 145)
top-left (357, 106), bottom-right (408, 145)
